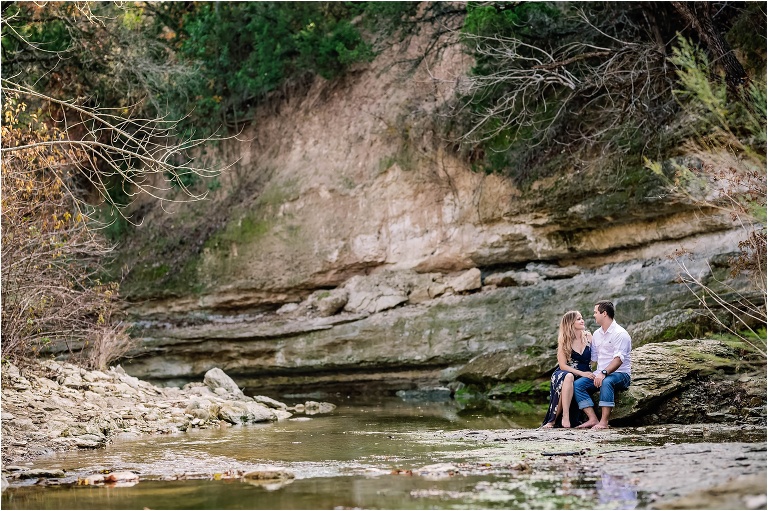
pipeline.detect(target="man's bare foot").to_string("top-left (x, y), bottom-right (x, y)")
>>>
top-left (561, 418), bottom-right (571, 428)
top-left (591, 423), bottom-right (610, 430)
top-left (541, 422), bottom-right (555, 429)
top-left (576, 420), bottom-right (598, 429)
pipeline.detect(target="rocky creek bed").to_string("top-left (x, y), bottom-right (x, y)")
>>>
top-left (1, 359), bottom-right (766, 509)
top-left (1, 360), bottom-right (334, 468)
top-left (417, 426), bottom-right (767, 509)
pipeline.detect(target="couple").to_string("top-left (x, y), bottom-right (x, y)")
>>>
top-left (541, 300), bottom-right (632, 430)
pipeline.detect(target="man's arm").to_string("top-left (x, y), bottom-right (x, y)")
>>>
top-left (612, 331), bottom-right (632, 364)
top-left (593, 356), bottom-right (622, 388)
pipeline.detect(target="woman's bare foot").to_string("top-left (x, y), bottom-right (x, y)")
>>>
top-left (541, 422), bottom-right (555, 429)
top-left (561, 418), bottom-right (571, 428)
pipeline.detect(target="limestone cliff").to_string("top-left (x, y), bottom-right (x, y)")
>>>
top-left (110, 15), bottom-right (760, 393)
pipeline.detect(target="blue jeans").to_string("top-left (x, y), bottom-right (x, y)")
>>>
top-left (574, 372), bottom-right (631, 409)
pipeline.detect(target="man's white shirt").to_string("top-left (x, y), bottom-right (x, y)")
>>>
top-left (591, 321), bottom-right (632, 375)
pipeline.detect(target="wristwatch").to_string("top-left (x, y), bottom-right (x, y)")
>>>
top-left (601, 370), bottom-right (608, 376)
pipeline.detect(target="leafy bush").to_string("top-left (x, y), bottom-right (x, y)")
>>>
top-left (453, 2), bottom-right (764, 183)
top-left (1, 94), bottom-right (134, 368)
top-left (158, 2), bottom-right (375, 136)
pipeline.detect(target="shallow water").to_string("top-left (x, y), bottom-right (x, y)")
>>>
top-left (2, 399), bottom-right (646, 509)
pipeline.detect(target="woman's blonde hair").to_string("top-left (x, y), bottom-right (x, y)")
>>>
top-left (558, 310), bottom-right (584, 362)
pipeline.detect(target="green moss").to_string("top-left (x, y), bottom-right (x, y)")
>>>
top-left (162, 255), bottom-right (207, 296)
top-left (205, 214), bottom-right (272, 252)
top-left (199, 179), bottom-right (301, 254)
top-left (487, 379), bottom-right (549, 398)
top-left (524, 345), bottom-right (548, 357)
top-left (256, 178), bottom-right (300, 208)
top-left (668, 345), bottom-right (740, 374)
top-left (711, 329), bottom-right (767, 359)
top-left (128, 263), bottom-right (170, 283)
top-left (120, 249), bottom-right (207, 299)
top-left (378, 155), bottom-right (397, 172)
top-left (339, 175), bottom-right (356, 190)
top-left (658, 321), bottom-right (705, 342)
top-left (378, 145), bottom-right (417, 173)
top-left (454, 384), bottom-right (485, 403)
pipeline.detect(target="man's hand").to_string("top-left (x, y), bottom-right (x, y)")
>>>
top-left (594, 374), bottom-right (605, 388)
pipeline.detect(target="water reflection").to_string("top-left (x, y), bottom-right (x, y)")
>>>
top-left (597, 472), bottom-right (638, 509)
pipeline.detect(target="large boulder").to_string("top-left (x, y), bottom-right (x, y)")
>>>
top-left (217, 401), bottom-right (276, 424)
top-left (612, 339), bottom-right (764, 424)
top-left (204, 368), bottom-right (245, 399)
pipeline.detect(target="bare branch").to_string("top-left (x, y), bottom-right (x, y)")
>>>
top-left (674, 257), bottom-right (766, 357)
top-left (2, 80), bottom-right (236, 223)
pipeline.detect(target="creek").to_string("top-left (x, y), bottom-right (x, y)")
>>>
top-left (2, 397), bottom-right (764, 510)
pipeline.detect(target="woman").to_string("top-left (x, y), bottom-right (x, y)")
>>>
top-left (541, 310), bottom-right (595, 428)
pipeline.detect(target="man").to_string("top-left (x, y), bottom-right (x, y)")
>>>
top-left (574, 300), bottom-right (631, 429)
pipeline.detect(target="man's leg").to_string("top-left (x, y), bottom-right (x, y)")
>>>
top-left (593, 373), bottom-right (631, 429)
top-left (573, 376), bottom-right (599, 428)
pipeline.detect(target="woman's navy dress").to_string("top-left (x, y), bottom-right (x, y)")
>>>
top-left (541, 345), bottom-right (592, 427)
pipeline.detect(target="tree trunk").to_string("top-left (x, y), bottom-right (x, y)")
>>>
top-left (672, 1), bottom-right (748, 90)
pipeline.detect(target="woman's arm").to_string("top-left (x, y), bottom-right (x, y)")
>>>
top-left (556, 348), bottom-right (593, 378)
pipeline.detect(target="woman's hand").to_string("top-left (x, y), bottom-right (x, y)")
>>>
top-left (583, 371), bottom-right (595, 380)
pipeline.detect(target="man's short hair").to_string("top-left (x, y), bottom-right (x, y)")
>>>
top-left (595, 300), bottom-right (615, 319)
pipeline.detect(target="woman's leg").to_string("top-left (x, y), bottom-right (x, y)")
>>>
top-left (561, 373), bottom-right (575, 428)
top-left (542, 399), bottom-right (559, 428)
top-left (542, 371), bottom-right (565, 428)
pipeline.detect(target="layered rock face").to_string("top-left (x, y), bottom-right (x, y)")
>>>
top-left (123, 229), bottom-right (758, 394)
top-left (116, 20), bottom-right (761, 395)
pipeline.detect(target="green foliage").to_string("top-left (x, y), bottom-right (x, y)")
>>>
top-left (1, 7), bottom-right (70, 55)
top-left (160, 2), bottom-right (374, 136)
top-left (667, 35), bottom-right (766, 179)
top-left (670, 37), bottom-right (729, 122)
top-left (96, 173), bottom-right (135, 243)
top-left (166, 169), bottom-right (200, 190)
top-left (3, 3), bottom-right (173, 113)
top-left (463, 2), bottom-right (560, 40)
top-left (100, 213), bottom-right (131, 244)
top-left (207, 177), bottom-right (222, 192)
top-left (452, 2), bottom-right (766, 184)
top-left (462, 1), bottom-right (563, 105)
top-left (358, 2), bottom-right (420, 33)
top-left (456, 3), bottom-right (592, 180)
top-left (669, 35), bottom-right (767, 172)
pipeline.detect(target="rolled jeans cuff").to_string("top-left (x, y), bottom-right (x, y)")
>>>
top-left (598, 400), bottom-right (615, 407)
top-left (577, 399), bottom-right (594, 410)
